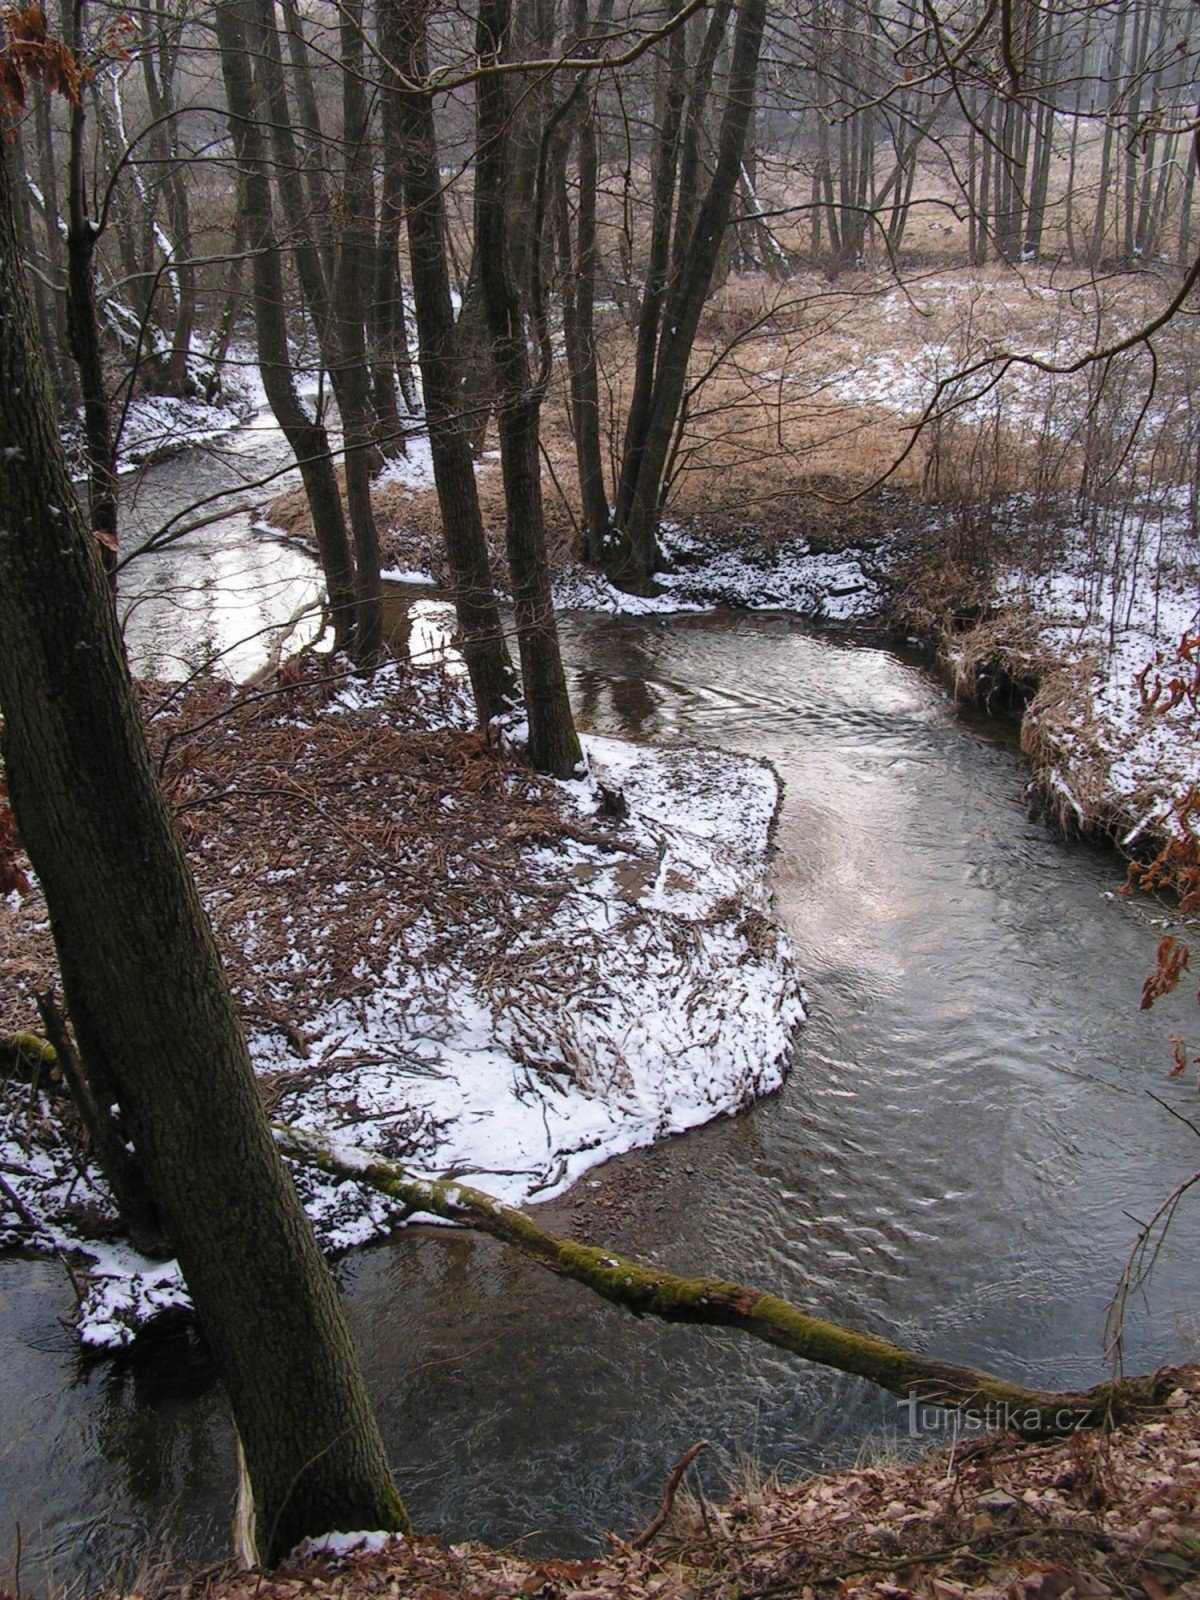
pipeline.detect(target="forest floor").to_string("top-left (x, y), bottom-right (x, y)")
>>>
top-left (0, 649), bottom-right (801, 1347)
top-left (133, 1367), bottom-right (1200, 1600)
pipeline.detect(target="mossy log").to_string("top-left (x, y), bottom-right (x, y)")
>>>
top-left (0, 1031), bottom-right (57, 1082)
top-left (276, 1125), bottom-right (1177, 1439)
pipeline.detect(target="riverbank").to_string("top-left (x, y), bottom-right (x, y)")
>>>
top-left (0, 650), bottom-right (802, 1348)
top-left (355, 450), bottom-right (1200, 855)
top-left (122, 1366), bottom-right (1200, 1600)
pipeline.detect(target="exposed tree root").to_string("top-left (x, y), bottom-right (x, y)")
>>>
top-left (276, 1125), bottom-right (1178, 1438)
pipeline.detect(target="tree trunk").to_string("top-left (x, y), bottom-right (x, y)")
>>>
top-left (561, 0), bottom-right (613, 564)
top-left (281, 1125), bottom-right (1180, 1441)
top-left (29, 78), bottom-right (78, 409)
top-left (336, 0), bottom-right (385, 667)
top-left (0, 136), bottom-right (407, 1566)
top-left (279, 0), bottom-right (337, 288)
top-left (616, 0), bottom-right (767, 588)
top-left (216, 0), bottom-right (358, 650)
top-left (475, 0), bottom-right (582, 776)
top-left (63, 5), bottom-right (118, 578)
top-left (246, 0), bottom-right (384, 661)
top-left (139, 11), bottom-right (197, 396)
top-left (613, 16), bottom-right (686, 543)
top-left (379, 0), bottom-right (518, 726)
top-left (374, 107), bottom-right (417, 428)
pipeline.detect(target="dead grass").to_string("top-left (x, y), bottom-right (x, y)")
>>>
top-left (265, 259), bottom-right (1198, 852)
top-left (264, 261), bottom-right (1188, 586)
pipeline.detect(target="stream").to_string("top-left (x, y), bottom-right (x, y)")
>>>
top-left (1, 422), bottom-right (1198, 1589)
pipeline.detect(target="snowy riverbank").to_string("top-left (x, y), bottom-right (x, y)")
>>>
top-left (908, 496), bottom-right (1200, 843)
top-left (0, 660), bottom-right (803, 1349)
top-left (364, 429), bottom-right (1199, 844)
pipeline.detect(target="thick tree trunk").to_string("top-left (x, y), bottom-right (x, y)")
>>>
top-left (242, 0), bottom-right (383, 662)
top-left (10, 129), bottom-right (57, 389)
top-left (379, 0), bottom-right (518, 726)
top-left (336, 0), bottom-right (385, 667)
top-left (30, 83), bottom-right (79, 408)
top-left (280, 1126), bottom-right (1179, 1440)
top-left (63, 32), bottom-right (118, 578)
top-left (613, 16), bottom-right (686, 543)
top-left (560, 0), bottom-right (613, 564)
top-left (0, 139), bottom-right (407, 1565)
top-left (475, 0), bottom-right (582, 776)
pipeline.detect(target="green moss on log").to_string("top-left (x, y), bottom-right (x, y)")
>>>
top-left (275, 1125), bottom-right (1178, 1439)
top-left (0, 1031), bottom-right (57, 1081)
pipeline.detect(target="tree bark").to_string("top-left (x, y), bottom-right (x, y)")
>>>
top-left (63, 2), bottom-right (118, 577)
top-left (615, 0), bottom-right (767, 588)
top-left (379, 0), bottom-right (518, 726)
top-left (216, 0), bottom-right (358, 650)
top-left (336, 0), bottom-right (385, 667)
top-left (25, 91), bottom-right (76, 407)
top-left (0, 137), bottom-right (407, 1565)
top-left (139, 6), bottom-right (196, 396)
top-left (560, 0), bottom-right (613, 564)
top-left (613, 13), bottom-right (686, 544)
top-left (475, 0), bottom-right (582, 776)
top-left (279, 1126), bottom-right (1179, 1440)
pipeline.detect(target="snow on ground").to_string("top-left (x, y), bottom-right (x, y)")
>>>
top-left (375, 432), bottom-right (437, 496)
top-left (0, 676), bottom-right (803, 1348)
top-left (956, 497), bottom-right (1200, 834)
top-left (62, 345), bottom-right (263, 479)
top-left (60, 391), bottom-right (249, 477)
top-left (374, 515), bottom-right (883, 622)
top-left (551, 524), bottom-right (882, 622)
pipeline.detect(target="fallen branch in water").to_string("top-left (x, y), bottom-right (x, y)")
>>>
top-left (275, 1124), bottom-right (1178, 1438)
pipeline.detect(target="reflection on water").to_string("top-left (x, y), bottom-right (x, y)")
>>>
top-left (3, 602), bottom-right (1199, 1583)
top-left (117, 417), bottom-right (323, 681)
top-left (407, 600), bottom-right (469, 677)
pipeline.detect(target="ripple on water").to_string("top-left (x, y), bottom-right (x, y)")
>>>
top-left (2, 608), bottom-right (1198, 1582)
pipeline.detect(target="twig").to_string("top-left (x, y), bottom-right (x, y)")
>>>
top-left (0, 1172), bottom-right (36, 1229)
top-left (631, 1441), bottom-right (709, 1549)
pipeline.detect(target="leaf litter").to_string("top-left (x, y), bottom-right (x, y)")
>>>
top-left (0, 651), bottom-right (803, 1346)
top-left (137, 1371), bottom-right (1200, 1600)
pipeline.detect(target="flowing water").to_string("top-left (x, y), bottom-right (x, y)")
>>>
top-left (2, 432), bottom-right (1198, 1588)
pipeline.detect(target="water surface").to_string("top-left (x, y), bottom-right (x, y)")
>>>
top-left (2, 517), bottom-right (1198, 1589)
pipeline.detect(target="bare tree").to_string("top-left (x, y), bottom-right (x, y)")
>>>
top-left (0, 110), bottom-right (408, 1563)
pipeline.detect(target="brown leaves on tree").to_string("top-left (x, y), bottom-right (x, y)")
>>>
top-left (0, 6), bottom-right (87, 128)
top-left (1124, 632), bottom-right (1200, 1085)
top-left (1140, 936), bottom-right (1191, 1011)
top-left (1136, 631), bottom-right (1200, 718)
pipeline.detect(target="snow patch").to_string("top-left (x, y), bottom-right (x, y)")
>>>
top-left (1, 733), bottom-right (802, 1349)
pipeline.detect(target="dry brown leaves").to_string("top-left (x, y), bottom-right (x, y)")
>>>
top-left (143, 659), bottom-right (628, 1054)
top-left (148, 1373), bottom-right (1200, 1600)
top-left (0, 656), bottom-right (629, 1050)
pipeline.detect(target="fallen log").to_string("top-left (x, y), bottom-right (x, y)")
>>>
top-left (275, 1124), bottom-right (1177, 1438)
top-left (0, 1030), bottom-right (57, 1082)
